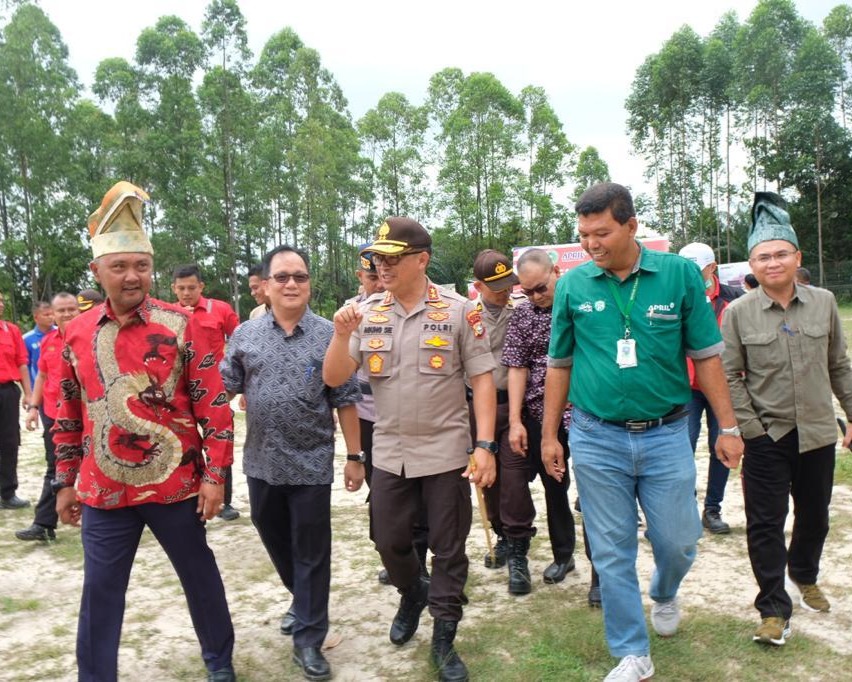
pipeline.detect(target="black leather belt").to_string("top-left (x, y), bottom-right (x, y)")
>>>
top-left (465, 387), bottom-right (509, 404)
top-left (603, 407), bottom-right (688, 433)
top-left (359, 381), bottom-right (372, 396)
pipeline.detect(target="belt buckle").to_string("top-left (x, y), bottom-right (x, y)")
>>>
top-left (625, 420), bottom-right (648, 433)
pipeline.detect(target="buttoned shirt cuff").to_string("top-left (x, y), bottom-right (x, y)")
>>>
top-left (686, 341), bottom-right (724, 360)
top-left (547, 356), bottom-right (573, 368)
top-left (202, 465), bottom-right (227, 485)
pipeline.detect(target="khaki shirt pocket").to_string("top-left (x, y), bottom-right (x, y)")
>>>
top-left (742, 331), bottom-right (781, 370)
top-left (800, 322), bottom-right (830, 364)
top-left (419, 333), bottom-right (454, 375)
top-left (361, 335), bottom-right (393, 378)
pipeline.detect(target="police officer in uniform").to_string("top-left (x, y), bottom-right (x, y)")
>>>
top-left (469, 250), bottom-right (525, 588)
top-left (324, 217), bottom-right (497, 682)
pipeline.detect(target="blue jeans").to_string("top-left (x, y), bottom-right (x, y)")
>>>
top-left (687, 389), bottom-right (730, 513)
top-left (569, 407), bottom-right (702, 657)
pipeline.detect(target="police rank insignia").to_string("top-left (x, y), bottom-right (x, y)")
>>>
top-left (427, 301), bottom-right (450, 309)
top-left (424, 335), bottom-right (450, 348)
top-left (367, 338), bottom-right (385, 349)
top-left (371, 304), bottom-right (392, 312)
top-left (368, 314), bottom-right (390, 323)
top-left (368, 353), bottom-right (384, 374)
top-left (466, 310), bottom-right (486, 338)
top-left (427, 311), bottom-right (450, 321)
top-left (429, 354), bottom-right (445, 369)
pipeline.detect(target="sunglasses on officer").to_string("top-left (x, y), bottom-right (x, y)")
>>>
top-left (371, 251), bottom-right (425, 267)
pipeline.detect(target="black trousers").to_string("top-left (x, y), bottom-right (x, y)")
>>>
top-left (525, 415), bottom-right (576, 563)
top-left (472, 401), bottom-right (536, 540)
top-left (247, 477), bottom-right (331, 648)
top-left (362, 418), bottom-right (428, 555)
top-left (33, 410), bottom-right (58, 528)
top-left (0, 382), bottom-right (21, 500)
top-left (743, 429), bottom-right (835, 620)
top-left (223, 466), bottom-right (233, 506)
top-left (371, 467), bottom-right (471, 621)
top-left (78, 498), bottom-right (234, 681)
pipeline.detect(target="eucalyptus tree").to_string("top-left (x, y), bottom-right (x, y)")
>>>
top-left (823, 4), bottom-right (852, 128)
top-left (135, 15), bottom-right (206, 291)
top-left (734, 0), bottom-right (807, 191)
top-left (573, 146), bottom-right (610, 198)
top-left (519, 85), bottom-right (574, 245)
top-left (0, 3), bottom-right (79, 309)
top-left (358, 91), bottom-right (429, 219)
top-left (428, 68), bottom-right (525, 256)
top-left (199, 0), bottom-right (255, 309)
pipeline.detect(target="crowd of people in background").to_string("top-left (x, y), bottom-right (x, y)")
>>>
top-left (0, 180), bottom-right (847, 682)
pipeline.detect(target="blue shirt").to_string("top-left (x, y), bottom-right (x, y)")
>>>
top-left (219, 308), bottom-right (361, 486)
top-left (22, 326), bottom-right (52, 385)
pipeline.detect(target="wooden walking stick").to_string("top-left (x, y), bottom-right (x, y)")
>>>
top-left (469, 453), bottom-right (495, 566)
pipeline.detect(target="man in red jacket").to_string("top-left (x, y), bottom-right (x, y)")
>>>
top-left (53, 181), bottom-right (237, 682)
top-left (679, 242), bottom-right (743, 534)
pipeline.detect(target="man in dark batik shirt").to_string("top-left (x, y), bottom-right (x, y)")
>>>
top-left (502, 248), bottom-right (577, 588)
top-left (220, 245), bottom-right (362, 682)
top-left (53, 182), bottom-right (236, 682)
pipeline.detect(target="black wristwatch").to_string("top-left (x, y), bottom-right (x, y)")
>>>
top-left (474, 440), bottom-right (499, 454)
top-left (50, 479), bottom-right (72, 494)
top-left (346, 451), bottom-right (366, 463)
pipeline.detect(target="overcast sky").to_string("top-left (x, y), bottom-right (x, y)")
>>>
top-left (36, 0), bottom-right (840, 192)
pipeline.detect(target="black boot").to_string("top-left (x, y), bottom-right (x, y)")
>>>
top-left (507, 537), bottom-right (532, 595)
top-left (389, 576), bottom-right (429, 645)
top-left (484, 535), bottom-right (508, 569)
top-left (431, 619), bottom-right (469, 682)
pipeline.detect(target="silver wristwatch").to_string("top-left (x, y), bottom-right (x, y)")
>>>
top-left (719, 425), bottom-right (741, 437)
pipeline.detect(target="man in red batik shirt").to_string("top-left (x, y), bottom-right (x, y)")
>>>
top-left (52, 181), bottom-right (237, 682)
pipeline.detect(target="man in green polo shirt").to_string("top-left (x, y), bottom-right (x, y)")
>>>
top-left (541, 182), bottom-right (743, 682)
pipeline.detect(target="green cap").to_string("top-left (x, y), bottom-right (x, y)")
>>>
top-left (747, 192), bottom-right (798, 253)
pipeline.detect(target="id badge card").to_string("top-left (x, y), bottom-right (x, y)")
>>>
top-left (616, 338), bottom-right (637, 368)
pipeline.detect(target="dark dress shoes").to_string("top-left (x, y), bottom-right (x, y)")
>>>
top-left (292, 646), bottom-right (331, 681)
top-left (1, 495), bottom-right (30, 510)
top-left (702, 510), bottom-right (731, 534)
top-left (207, 666), bottom-right (236, 682)
top-left (217, 504), bottom-right (240, 521)
top-left (280, 607), bottom-right (296, 635)
top-left (543, 557), bottom-right (576, 584)
top-left (15, 523), bottom-right (55, 541)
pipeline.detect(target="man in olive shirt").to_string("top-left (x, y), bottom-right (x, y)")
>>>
top-left (542, 183), bottom-right (743, 682)
top-left (324, 217), bottom-right (497, 682)
top-left (722, 192), bottom-right (852, 647)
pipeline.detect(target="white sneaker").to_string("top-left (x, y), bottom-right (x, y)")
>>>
top-left (651, 597), bottom-right (681, 636)
top-left (604, 655), bottom-right (655, 681)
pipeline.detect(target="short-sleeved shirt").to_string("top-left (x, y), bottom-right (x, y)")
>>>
top-left (188, 296), bottom-right (239, 363)
top-left (220, 308), bottom-right (361, 486)
top-left (36, 328), bottom-right (65, 419)
top-left (0, 321), bottom-right (27, 383)
top-left (23, 326), bottom-right (51, 385)
top-left (349, 282), bottom-right (496, 477)
top-left (52, 296), bottom-right (235, 508)
top-left (548, 245), bottom-right (723, 421)
top-left (470, 294), bottom-right (521, 392)
top-left (502, 300), bottom-right (569, 429)
top-left (346, 292), bottom-right (377, 423)
top-left (721, 284), bottom-right (852, 452)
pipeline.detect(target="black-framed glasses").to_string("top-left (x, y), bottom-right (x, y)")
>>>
top-left (269, 272), bottom-right (310, 284)
top-left (521, 282), bottom-right (549, 297)
top-left (372, 251), bottom-right (423, 267)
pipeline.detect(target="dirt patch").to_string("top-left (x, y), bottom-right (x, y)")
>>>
top-left (1, 408), bottom-right (851, 681)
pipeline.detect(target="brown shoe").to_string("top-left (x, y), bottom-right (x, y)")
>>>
top-left (792, 580), bottom-right (830, 612)
top-left (753, 617), bottom-right (791, 646)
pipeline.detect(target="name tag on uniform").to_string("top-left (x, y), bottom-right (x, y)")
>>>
top-left (616, 339), bottom-right (637, 368)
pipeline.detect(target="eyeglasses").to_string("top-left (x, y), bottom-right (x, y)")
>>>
top-left (752, 250), bottom-right (798, 265)
top-left (372, 251), bottom-right (422, 267)
top-left (269, 272), bottom-right (310, 284)
top-left (521, 282), bottom-right (549, 297)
